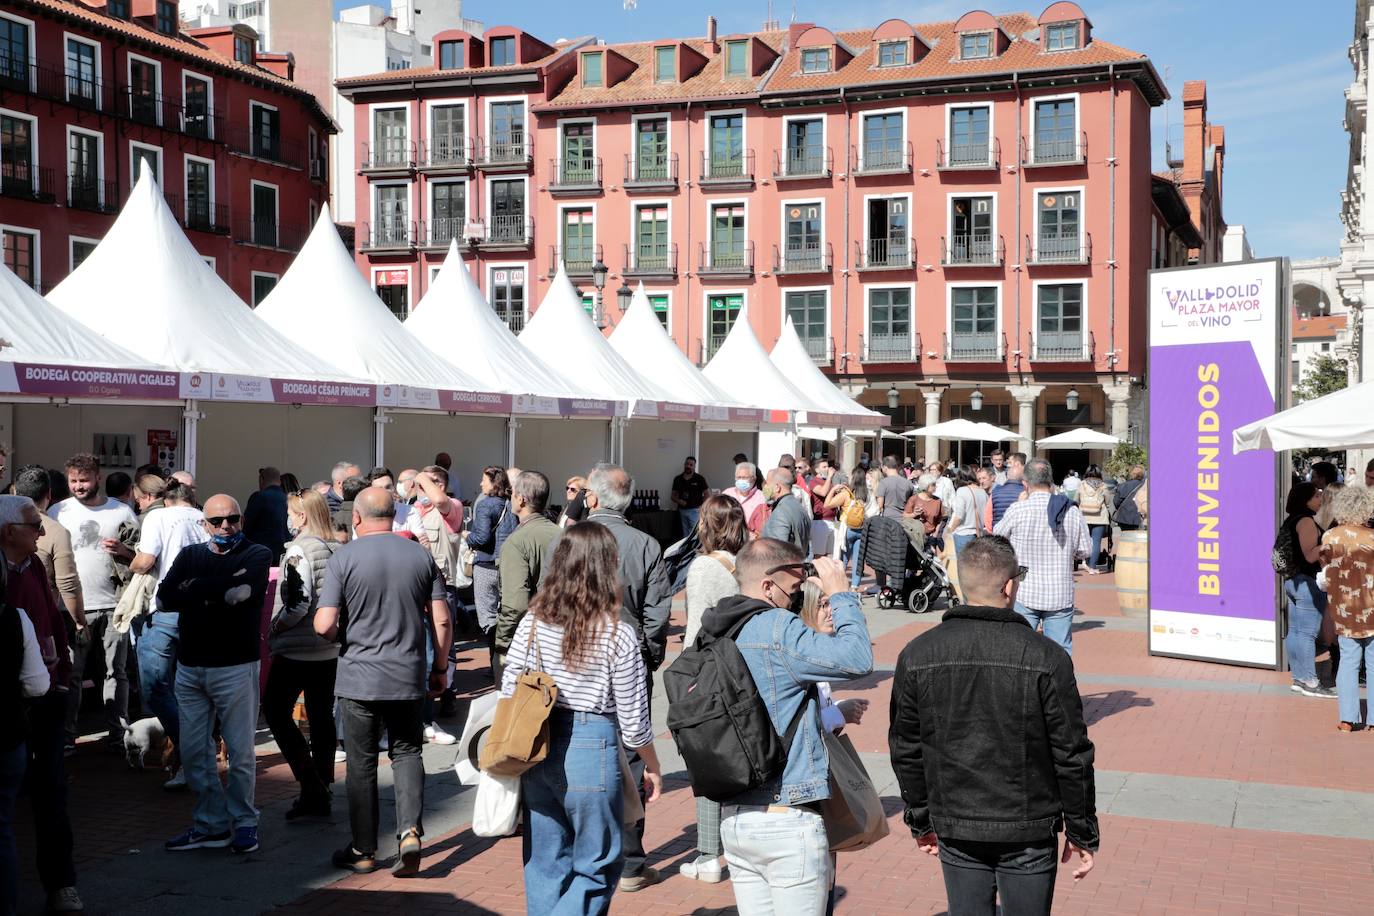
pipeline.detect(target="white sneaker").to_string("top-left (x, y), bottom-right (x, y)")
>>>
top-left (425, 724), bottom-right (457, 745)
top-left (679, 856), bottom-right (723, 883)
top-left (163, 769), bottom-right (187, 790)
top-left (334, 749), bottom-right (347, 763)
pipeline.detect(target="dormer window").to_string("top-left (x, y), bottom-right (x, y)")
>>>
top-left (960, 31), bottom-right (992, 60)
top-left (725, 39), bottom-right (748, 77)
top-left (156, 1), bottom-right (177, 35)
top-left (654, 45), bottom-right (675, 82)
top-left (801, 48), bottom-right (830, 73)
top-left (107, 0), bottom-right (129, 18)
top-left (877, 40), bottom-right (908, 67)
top-left (489, 36), bottom-right (515, 66)
top-left (439, 40), bottom-right (464, 69)
top-left (234, 35), bottom-right (254, 65)
top-left (1045, 22), bottom-right (1079, 51)
top-left (583, 51), bottom-right (603, 87)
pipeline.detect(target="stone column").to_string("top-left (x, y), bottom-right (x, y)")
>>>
top-left (922, 389), bottom-right (942, 465)
top-left (1102, 381), bottom-right (1133, 441)
top-left (1008, 385), bottom-right (1044, 455)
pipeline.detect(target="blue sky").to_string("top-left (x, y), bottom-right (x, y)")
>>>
top-left (337, 1), bottom-right (1353, 259)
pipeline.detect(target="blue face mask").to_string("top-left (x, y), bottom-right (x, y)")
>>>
top-left (212, 531), bottom-right (244, 549)
top-left (735, 478), bottom-right (753, 493)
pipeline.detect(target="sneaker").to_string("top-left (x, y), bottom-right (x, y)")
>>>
top-left (334, 748), bottom-right (347, 764)
top-left (63, 741), bottom-right (77, 758)
top-left (1298, 683), bottom-right (1338, 699)
top-left (424, 724), bottom-right (457, 745)
top-left (230, 826), bottom-right (259, 854)
top-left (332, 846), bottom-right (378, 874)
top-left (165, 827), bottom-right (233, 851)
top-left (679, 856), bottom-right (724, 883)
top-left (285, 794), bottom-right (331, 822)
top-left (393, 828), bottom-right (422, 877)
top-left (46, 887), bottom-right (83, 912)
top-left (163, 769), bottom-right (187, 791)
top-left (618, 866), bottom-right (662, 893)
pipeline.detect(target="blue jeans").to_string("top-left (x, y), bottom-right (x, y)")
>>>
top-left (135, 613), bottom-right (181, 745)
top-left (1338, 636), bottom-right (1374, 724)
top-left (521, 710), bottom-right (624, 916)
top-left (176, 662), bottom-right (260, 834)
top-left (1284, 576), bottom-right (1326, 686)
top-left (845, 529), bottom-right (863, 587)
top-left (720, 805), bottom-right (832, 915)
top-left (1014, 602), bottom-right (1075, 656)
top-left (953, 533), bottom-right (977, 557)
top-left (681, 507), bottom-right (700, 539)
top-left (1088, 525), bottom-right (1109, 569)
top-left (0, 742), bottom-right (24, 916)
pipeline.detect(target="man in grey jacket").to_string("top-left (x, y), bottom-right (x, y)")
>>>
top-left (541, 462), bottom-right (672, 892)
top-left (760, 467), bottom-right (811, 556)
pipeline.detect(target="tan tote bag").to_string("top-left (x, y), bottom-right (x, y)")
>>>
top-left (819, 730), bottom-right (890, 852)
top-left (479, 621), bottom-right (559, 776)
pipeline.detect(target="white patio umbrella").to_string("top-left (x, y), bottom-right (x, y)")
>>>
top-left (1036, 428), bottom-right (1122, 449)
top-left (1233, 380), bottom-right (1374, 452)
top-left (901, 418), bottom-right (1016, 441)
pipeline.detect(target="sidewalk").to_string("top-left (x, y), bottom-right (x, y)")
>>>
top-left (18, 573), bottom-right (1374, 915)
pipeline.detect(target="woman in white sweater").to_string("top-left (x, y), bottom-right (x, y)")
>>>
top-left (680, 495), bottom-right (748, 883)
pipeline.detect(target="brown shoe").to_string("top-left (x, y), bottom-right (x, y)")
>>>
top-left (332, 846), bottom-right (377, 874)
top-left (393, 828), bottom-right (422, 877)
top-left (618, 866), bottom-right (662, 893)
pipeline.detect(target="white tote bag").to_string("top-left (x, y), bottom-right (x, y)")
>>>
top-left (472, 770), bottom-right (522, 837)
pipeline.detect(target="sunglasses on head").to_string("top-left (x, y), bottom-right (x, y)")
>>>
top-left (204, 514), bottom-right (241, 527)
top-left (766, 561), bottom-right (818, 580)
top-left (1009, 565), bottom-right (1028, 583)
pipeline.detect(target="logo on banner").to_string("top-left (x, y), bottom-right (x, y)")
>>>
top-left (1158, 280), bottom-right (1265, 330)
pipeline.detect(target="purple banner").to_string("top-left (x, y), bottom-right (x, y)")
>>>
top-left (660, 401), bottom-right (702, 421)
top-left (559, 398), bottom-right (617, 418)
top-left (12, 363), bottom-right (181, 400)
top-left (438, 390), bottom-right (513, 414)
top-left (270, 379), bottom-right (376, 406)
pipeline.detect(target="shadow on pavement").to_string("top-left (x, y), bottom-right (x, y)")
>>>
top-left (286, 889), bottom-right (504, 915)
top-left (1081, 689), bottom-right (1154, 726)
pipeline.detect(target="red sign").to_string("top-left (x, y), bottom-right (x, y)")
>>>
top-left (377, 270), bottom-right (409, 286)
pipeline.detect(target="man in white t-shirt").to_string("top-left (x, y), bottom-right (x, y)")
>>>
top-left (128, 478), bottom-right (208, 782)
top-left (50, 452), bottom-right (138, 748)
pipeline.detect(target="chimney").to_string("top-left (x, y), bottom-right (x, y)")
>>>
top-left (1181, 80), bottom-right (1207, 184)
top-left (706, 15), bottom-right (718, 53)
top-left (787, 21), bottom-right (814, 49)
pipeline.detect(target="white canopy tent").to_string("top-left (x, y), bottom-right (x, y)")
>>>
top-left (1037, 429), bottom-right (1123, 450)
top-left (902, 419), bottom-right (1018, 441)
top-left (770, 317), bottom-right (886, 425)
top-left (1233, 382), bottom-right (1374, 453)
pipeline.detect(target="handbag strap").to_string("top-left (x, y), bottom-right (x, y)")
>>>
top-left (525, 617), bottom-right (547, 674)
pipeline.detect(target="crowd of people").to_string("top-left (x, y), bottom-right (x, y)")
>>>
top-left (2, 443), bottom-right (1112, 916)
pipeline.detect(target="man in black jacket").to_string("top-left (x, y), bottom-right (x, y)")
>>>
top-left (889, 534), bottom-right (1097, 915)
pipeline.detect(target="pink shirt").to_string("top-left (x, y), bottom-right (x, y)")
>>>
top-left (723, 487), bottom-right (766, 528)
top-left (405, 499), bottom-right (463, 538)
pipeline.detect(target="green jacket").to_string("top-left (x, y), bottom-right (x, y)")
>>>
top-left (495, 514), bottom-right (559, 653)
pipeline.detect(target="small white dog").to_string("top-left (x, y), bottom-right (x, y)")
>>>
top-left (122, 717), bottom-right (167, 770)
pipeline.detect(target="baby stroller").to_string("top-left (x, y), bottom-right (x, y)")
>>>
top-left (858, 515), bottom-right (955, 613)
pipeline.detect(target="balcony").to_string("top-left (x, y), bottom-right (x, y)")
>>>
top-left (495, 308), bottom-right (526, 334)
top-left (697, 241), bottom-right (754, 279)
top-left (698, 150), bottom-right (755, 190)
top-left (67, 176), bottom-right (116, 213)
top-left (234, 217), bottom-right (307, 252)
top-left (1026, 231), bottom-right (1091, 266)
top-left (477, 215), bottom-right (534, 249)
top-left (181, 106), bottom-right (224, 142)
top-left (357, 220), bottom-right (416, 252)
top-left (420, 217), bottom-right (469, 249)
top-left (420, 135), bottom-right (472, 173)
top-left (623, 243), bottom-right (678, 279)
top-left (797, 334), bottom-right (833, 365)
top-left (546, 244), bottom-right (603, 279)
top-left (943, 331), bottom-right (1005, 363)
top-left (1030, 330), bottom-right (1094, 362)
top-left (863, 332), bottom-right (920, 364)
top-left (118, 85), bottom-right (185, 130)
top-left (852, 141), bottom-right (912, 177)
top-left (772, 243), bottom-right (832, 275)
top-left (1022, 132), bottom-right (1087, 168)
top-left (165, 193), bottom-right (229, 234)
top-left (475, 134), bottom-right (531, 171)
top-left (623, 153), bottom-right (678, 192)
top-left (772, 147), bottom-right (832, 181)
top-left (854, 237), bottom-right (913, 271)
top-left (0, 163), bottom-right (55, 203)
top-left (936, 137), bottom-right (1000, 171)
top-left (941, 234), bottom-right (1004, 267)
top-left (227, 127), bottom-right (304, 169)
top-left (360, 140), bottom-right (415, 176)
top-left (548, 157), bottom-right (602, 196)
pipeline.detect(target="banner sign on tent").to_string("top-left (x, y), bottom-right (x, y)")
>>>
top-left (192, 373), bottom-right (376, 406)
top-left (378, 386), bottom-right (441, 410)
top-left (512, 394), bottom-right (562, 416)
top-left (439, 390), bottom-right (513, 414)
top-left (561, 398), bottom-right (621, 418)
top-left (1147, 258), bottom-right (1287, 668)
top-left (661, 402), bottom-right (702, 421)
top-left (271, 379), bottom-right (375, 406)
top-left (0, 362), bottom-right (181, 400)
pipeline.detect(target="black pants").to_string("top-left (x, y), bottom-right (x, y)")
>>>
top-left (26, 690), bottom-right (76, 893)
top-left (620, 668), bottom-right (654, 878)
top-left (263, 656), bottom-right (338, 796)
top-left (339, 697), bottom-right (425, 857)
top-left (939, 838), bottom-right (1058, 916)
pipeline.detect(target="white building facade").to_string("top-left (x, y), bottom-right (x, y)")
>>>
top-left (1339, 1), bottom-right (1374, 397)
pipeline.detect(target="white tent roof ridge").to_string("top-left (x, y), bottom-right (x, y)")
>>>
top-left (46, 173), bottom-right (360, 382)
top-left (769, 317), bottom-right (886, 423)
top-left (403, 242), bottom-right (596, 399)
top-left (701, 304), bottom-right (818, 414)
top-left (608, 283), bottom-right (740, 409)
top-left (256, 212), bottom-right (491, 392)
top-left (1234, 380), bottom-right (1374, 452)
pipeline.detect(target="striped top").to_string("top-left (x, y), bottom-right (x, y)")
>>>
top-left (500, 612), bottom-right (654, 749)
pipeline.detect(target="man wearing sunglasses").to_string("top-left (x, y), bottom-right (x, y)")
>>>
top-left (158, 495), bottom-right (272, 856)
top-left (890, 534), bottom-right (1098, 915)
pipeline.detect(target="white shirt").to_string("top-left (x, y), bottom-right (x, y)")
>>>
top-left (392, 500), bottom-right (414, 534)
top-left (17, 608), bottom-right (51, 697)
top-left (135, 505), bottom-right (210, 610)
top-left (933, 475), bottom-right (956, 509)
top-left (49, 497), bottom-right (137, 610)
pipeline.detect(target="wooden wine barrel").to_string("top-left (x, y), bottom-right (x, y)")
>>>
top-left (1115, 530), bottom-right (1149, 618)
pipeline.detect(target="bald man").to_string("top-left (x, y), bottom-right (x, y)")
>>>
top-left (158, 494), bottom-right (272, 855)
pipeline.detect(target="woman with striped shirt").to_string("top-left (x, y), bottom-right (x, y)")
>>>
top-left (500, 522), bottom-right (663, 915)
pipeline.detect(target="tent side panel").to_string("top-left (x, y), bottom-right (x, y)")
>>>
top-left (384, 414), bottom-right (509, 503)
top-left (12, 402), bottom-right (185, 480)
top-left (699, 430), bottom-right (759, 488)
top-left (513, 418), bottom-right (611, 506)
top-left (622, 420), bottom-right (694, 499)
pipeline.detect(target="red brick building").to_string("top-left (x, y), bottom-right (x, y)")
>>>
top-left (0, 0), bottom-right (333, 305)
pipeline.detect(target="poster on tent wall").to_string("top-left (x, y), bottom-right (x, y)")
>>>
top-left (1147, 258), bottom-right (1288, 668)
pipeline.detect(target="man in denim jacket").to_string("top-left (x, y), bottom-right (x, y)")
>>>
top-left (696, 539), bottom-right (873, 914)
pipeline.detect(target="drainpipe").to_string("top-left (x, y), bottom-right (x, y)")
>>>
top-left (1013, 72), bottom-right (1023, 382)
top-left (685, 99), bottom-right (695, 362)
top-left (840, 88), bottom-right (851, 378)
top-left (1108, 63), bottom-right (1118, 384)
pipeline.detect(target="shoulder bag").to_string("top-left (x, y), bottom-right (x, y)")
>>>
top-left (478, 619), bottom-right (559, 776)
top-left (819, 729), bottom-right (890, 852)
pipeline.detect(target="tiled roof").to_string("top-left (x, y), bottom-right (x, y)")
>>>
top-left (337, 37), bottom-right (587, 88)
top-left (1294, 315), bottom-right (1348, 340)
top-left (18, 0), bottom-right (334, 126)
top-left (539, 33), bottom-right (787, 109)
top-left (763, 13), bottom-right (1146, 94)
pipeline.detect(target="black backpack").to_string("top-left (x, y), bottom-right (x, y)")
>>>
top-left (1271, 522), bottom-right (1299, 578)
top-left (664, 608), bottom-right (814, 802)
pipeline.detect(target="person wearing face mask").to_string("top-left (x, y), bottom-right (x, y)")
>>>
top-left (722, 462), bottom-right (766, 538)
top-left (264, 490), bottom-right (340, 820)
top-left (695, 542), bottom-right (872, 913)
top-left (159, 495), bottom-right (272, 855)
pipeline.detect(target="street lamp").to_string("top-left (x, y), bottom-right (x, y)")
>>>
top-left (1065, 388), bottom-right (1080, 412)
top-left (886, 385), bottom-right (900, 409)
top-left (969, 388), bottom-right (984, 411)
top-left (616, 280), bottom-right (633, 315)
top-left (590, 258), bottom-right (609, 329)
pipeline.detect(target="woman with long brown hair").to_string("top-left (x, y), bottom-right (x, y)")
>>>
top-left (500, 522), bottom-right (663, 913)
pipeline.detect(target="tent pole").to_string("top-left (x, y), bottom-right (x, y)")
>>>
top-left (692, 422), bottom-right (701, 467)
top-left (181, 399), bottom-right (202, 477)
top-left (507, 417), bottom-right (519, 467)
top-left (373, 407), bottom-right (389, 468)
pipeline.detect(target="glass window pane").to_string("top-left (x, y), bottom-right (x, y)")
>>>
top-left (726, 40), bottom-right (747, 76)
top-left (655, 46), bottom-right (674, 82)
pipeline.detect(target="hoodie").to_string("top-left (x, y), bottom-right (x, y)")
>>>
top-left (699, 594), bottom-right (774, 641)
top-left (1048, 493), bottom-right (1073, 529)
